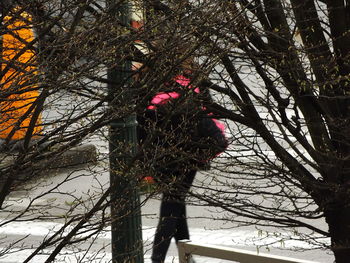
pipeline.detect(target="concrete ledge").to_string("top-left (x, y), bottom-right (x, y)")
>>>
top-left (0, 144), bottom-right (97, 187)
top-left (0, 144), bottom-right (97, 168)
top-left (39, 144), bottom-right (97, 169)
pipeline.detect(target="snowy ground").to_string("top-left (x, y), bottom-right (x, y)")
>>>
top-left (0, 219), bottom-right (332, 263)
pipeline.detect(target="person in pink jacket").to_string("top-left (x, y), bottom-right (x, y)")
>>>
top-left (137, 73), bottom-right (227, 263)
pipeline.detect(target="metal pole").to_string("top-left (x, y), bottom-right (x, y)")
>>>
top-left (107, 1), bottom-right (144, 262)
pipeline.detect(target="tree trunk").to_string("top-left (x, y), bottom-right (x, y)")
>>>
top-left (325, 205), bottom-right (350, 263)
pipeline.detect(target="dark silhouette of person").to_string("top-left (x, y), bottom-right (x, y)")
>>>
top-left (137, 74), bottom-right (226, 263)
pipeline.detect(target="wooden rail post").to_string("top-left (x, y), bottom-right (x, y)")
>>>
top-left (178, 240), bottom-right (320, 263)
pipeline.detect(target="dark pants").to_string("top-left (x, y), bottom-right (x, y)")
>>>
top-left (151, 169), bottom-right (197, 263)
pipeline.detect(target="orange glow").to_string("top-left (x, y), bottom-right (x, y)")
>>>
top-left (1, 9), bottom-right (42, 140)
top-left (143, 176), bottom-right (155, 184)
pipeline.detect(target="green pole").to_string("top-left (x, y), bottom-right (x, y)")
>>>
top-left (107, 1), bottom-right (144, 262)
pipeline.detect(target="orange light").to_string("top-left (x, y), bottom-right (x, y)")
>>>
top-left (1, 9), bottom-right (42, 140)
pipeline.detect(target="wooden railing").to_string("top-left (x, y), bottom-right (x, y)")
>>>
top-left (178, 240), bottom-right (320, 263)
